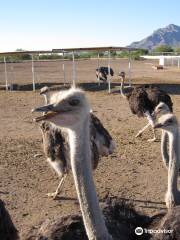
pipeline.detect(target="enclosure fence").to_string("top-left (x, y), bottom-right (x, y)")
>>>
top-left (0, 47), bottom-right (139, 93)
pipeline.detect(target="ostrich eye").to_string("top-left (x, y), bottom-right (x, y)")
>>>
top-left (166, 119), bottom-right (173, 125)
top-left (68, 99), bottom-right (80, 106)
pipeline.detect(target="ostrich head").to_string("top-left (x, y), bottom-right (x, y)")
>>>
top-left (119, 71), bottom-right (125, 79)
top-left (32, 88), bottom-right (91, 128)
top-left (154, 102), bottom-right (171, 116)
top-left (154, 113), bottom-right (178, 132)
top-left (40, 86), bottom-right (49, 96)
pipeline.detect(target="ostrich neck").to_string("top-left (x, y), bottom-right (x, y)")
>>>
top-left (167, 128), bottom-right (180, 194)
top-left (161, 130), bottom-right (169, 169)
top-left (68, 116), bottom-right (111, 240)
top-left (120, 77), bottom-right (126, 98)
top-left (43, 94), bottom-right (49, 104)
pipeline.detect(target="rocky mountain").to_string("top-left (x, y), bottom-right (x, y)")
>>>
top-left (128, 24), bottom-right (180, 50)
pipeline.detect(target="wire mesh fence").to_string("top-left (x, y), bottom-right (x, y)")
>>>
top-left (1, 53), bottom-right (169, 92)
top-left (0, 57), bottom-right (132, 91)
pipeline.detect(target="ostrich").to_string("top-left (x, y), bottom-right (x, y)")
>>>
top-left (153, 111), bottom-right (180, 209)
top-left (40, 86), bottom-right (115, 156)
top-left (25, 197), bottom-right (154, 240)
top-left (152, 206), bottom-right (180, 240)
top-left (40, 86), bottom-right (51, 105)
top-left (24, 194), bottom-right (180, 240)
top-left (32, 87), bottom-right (112, 240)
top-left (96, 67), bottom-right (114, 82)
top-left (119, 71), bottom-right (173, 141)
top-left (154, 102), bottom-right (180, 173)
top-left (36, 86), bottom-right (115, 199)
top-left (0, 199), bottom-right (19, 240)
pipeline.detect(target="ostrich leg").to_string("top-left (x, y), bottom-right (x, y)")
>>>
top-left (135, 122), bottom-right (151, 138)
top-left (147, 128), bottom-right (157, 142)
top-left (135, 111), bottom-right (157, 142)
top-left (47, 174), bottom-right (67, 199)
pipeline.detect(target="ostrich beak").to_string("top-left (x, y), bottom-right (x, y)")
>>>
top-left (154, 123), bottom-right (163, 129)
top-left (40, 89), bottom-right (48, 95)
top-left (31, 104), bottom-right (59, 122)
top-left (32, 104), bottom-right (54, 113)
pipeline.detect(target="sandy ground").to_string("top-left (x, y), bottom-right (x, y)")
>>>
top-left (1, 59), bottom-right (180, 239)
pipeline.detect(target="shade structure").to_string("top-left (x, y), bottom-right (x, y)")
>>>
top-left (0, 46), bottom-right (144, 92)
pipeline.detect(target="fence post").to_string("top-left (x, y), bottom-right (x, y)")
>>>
top-left (4, 56), bottom-right (8, 91)
top-left (31, 54), bottom-right (35, 91)
top-left (72, 51), bottom-right (76, 87)
top-left (62, 52), bottom-right (66, 85)
top-left (128, 50), bottom-right (132, 87)
top-left (108, 50), bottom-right (111, 93)
top-left (97, 52), bottom-right (100, 86)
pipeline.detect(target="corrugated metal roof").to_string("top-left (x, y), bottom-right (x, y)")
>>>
top-left (0, 46), bottom-right (145, 56)
top-left (53, 46), bottom-right (142, 52)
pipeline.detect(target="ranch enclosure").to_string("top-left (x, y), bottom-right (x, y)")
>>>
top-left (1, 57), bottom-right (180, 89)
top-left (1, 58), bottom-right (180, 238)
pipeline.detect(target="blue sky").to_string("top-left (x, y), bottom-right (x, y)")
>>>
top-left (1, 0), bottom-right (180, 51)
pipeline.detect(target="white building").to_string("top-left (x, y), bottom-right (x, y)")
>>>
top-left (141, 55), bottom-right (180, 67)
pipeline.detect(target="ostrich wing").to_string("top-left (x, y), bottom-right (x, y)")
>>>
top-left (90, 113), bottom-right (115, 156)
top-left (146, 87), bottom-right (173, 112)
top-left (128, 87), bottom-right (154, 117)
top-left (40, 121), bottom-right (70, 174)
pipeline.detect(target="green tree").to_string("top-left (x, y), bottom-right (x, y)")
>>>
top-left (174, 47), bottom-right (180, 53)
top-left (116, 49), bottom-right (148, 60)
top-left (154, 45), bottom-right (174, 53)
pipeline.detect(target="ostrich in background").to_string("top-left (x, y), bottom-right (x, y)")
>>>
top-left (153, 109), bottom-right (180, 209)
top-left (119, 71), bottom-right (173, 141)
top-left (32, 87), bottom-right (112, 240)
top-left (34, 86), bottom-right (115, 199)
top-left (96, 66), bottom-right (114, 82)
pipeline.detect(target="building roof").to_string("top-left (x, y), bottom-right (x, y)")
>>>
top-left (52, 46), bottom-right (142, 52)
top-left (0, 50), bottom-right (52, 56)
top-left (0, 46), bottom-right (144, 56)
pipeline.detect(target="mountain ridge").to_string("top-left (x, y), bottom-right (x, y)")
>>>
top-left (128, 24), bottom-right (180, 50)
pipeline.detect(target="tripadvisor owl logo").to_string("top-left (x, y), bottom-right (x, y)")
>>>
top-left (135, 227), bottom-right (143, 235)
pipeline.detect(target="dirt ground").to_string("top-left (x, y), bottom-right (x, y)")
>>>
top-left (0, 59), bottom-right (180, 239)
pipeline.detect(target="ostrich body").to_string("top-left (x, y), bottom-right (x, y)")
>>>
top-left (96, 67), bottom-right (114, 82)
top-left (152, 206), bottom-right (180, 240)
top-left (32, 87), bottom-right (112, 239)
top-left (0, 199), bottom-right (19, 240)
top-left (38, 87), bottom-right (115, 199)
top-left (154, 112), bottom-right (180, 208)
top-left (120, 72), bottom-right (173, 141)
